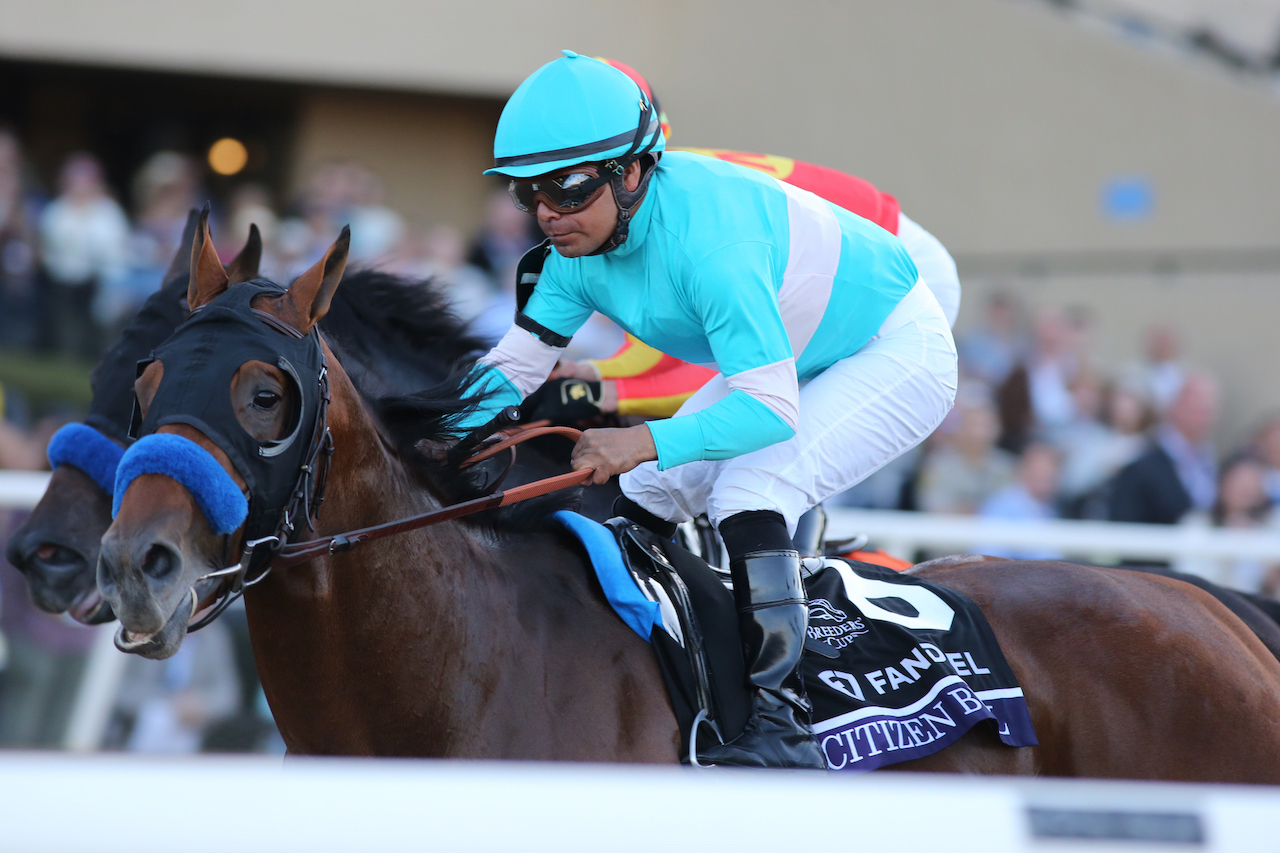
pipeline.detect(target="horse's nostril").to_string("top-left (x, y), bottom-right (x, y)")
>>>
top-left (141, 543), bottom-right (181, 581)
top-left (32, 544), bottom-right (83, 569)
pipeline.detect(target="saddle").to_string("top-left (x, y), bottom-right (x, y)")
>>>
top-left (588, 518), bottom-right (1038, 770)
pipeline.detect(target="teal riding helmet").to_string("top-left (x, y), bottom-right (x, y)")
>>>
top-left (485, 49), bottom-right (666, 179)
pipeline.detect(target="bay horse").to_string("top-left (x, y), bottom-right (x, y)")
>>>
top-left (99, 223), bottom-right (1280, 778)
top-left (7, 210), bottom-right (611, 625)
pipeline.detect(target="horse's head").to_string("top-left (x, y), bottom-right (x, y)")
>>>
top-left (7, 460), bottom-right (118, 622)
top-left (99, 209), bottom-right (347, 658)
top-left (6, 210), bottom-right (263, 625)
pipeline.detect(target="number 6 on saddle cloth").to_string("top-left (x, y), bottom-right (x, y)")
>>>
top-left (117, 280), bottom-right (334, 604)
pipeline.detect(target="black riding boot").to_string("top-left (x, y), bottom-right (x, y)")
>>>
top-left (700, 549), bottom-right (827, 768)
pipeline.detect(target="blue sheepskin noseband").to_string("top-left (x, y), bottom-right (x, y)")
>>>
top-left (47, 422), bottom-right (126, 496)
top-left (113, 433), bottom-right (248, 535)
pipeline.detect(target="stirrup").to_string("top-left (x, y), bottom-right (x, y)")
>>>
top-left (688, 709), bottom-right (725, 768)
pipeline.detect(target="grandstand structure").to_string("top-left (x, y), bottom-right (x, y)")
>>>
top-left (0, 0), bottom-right (1278, 442)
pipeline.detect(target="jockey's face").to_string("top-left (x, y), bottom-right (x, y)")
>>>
top-left (530, 160), bottom-right (642, 258)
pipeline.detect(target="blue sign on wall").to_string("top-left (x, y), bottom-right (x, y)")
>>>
top-left (1102, 175), bottom-right (1155, 222)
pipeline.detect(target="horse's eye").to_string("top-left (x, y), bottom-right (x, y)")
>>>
top-left (253, 391), bottom-right (281, 410)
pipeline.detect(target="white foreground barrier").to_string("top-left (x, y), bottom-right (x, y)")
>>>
top-left (0, 753), bottom-right (1276, 852)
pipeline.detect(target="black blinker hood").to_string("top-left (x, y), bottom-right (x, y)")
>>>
top-left (132, 280), bottom-right (328, 545)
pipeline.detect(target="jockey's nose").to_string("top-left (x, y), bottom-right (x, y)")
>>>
top-left (536, 201), bottom-right (562, 223)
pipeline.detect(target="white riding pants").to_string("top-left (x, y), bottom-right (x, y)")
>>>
top-left (897, 212), bottom-right (960, 329)
top-left (621, 281), bottom-right (958, 535)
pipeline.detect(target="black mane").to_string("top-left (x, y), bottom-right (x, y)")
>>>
top-left (376, 370), bottom-right (583, 534)
top-left (321, 268), bottom-right (488, 399)
top-left (324, 268), bottom-right (583, 531)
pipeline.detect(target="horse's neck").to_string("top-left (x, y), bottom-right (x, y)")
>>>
top-left (244, 364), bottom-right (676, 761)
top-left (242, 369), bottom-right (511, 754)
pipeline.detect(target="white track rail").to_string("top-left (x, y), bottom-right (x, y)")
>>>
top-left (0, 753), bottom-right (1275, 852)
top-left (0, 470), bottom-right (50, 508)
top-left (827, 508), bottom-right (1280, 570)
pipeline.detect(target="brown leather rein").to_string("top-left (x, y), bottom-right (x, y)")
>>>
top-left (268, 425), bottom-right (590, 569)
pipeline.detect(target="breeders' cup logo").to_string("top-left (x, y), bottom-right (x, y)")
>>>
top-left (807, 598), bottom-right (867, 649)
top-left (809, 599), bottom-right (848, 621)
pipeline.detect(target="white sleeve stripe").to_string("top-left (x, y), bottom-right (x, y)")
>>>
top-left (775, 179), bottom-right (841, 358)
top-left (725, 358), bottom-right (800, 432)
top-left (478, 326), bottom-right (564, 397)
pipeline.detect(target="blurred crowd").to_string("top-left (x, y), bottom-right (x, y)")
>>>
top-left (2, 129), bottom-right (1280, 753)
top-left (839, 294), bottom-right (1280, 596)
top-left (0, 131), bottom-right (544, 755)
top-left (0, 130), bottom-right (545, 369)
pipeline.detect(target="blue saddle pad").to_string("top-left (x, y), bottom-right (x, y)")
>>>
top-left (551, 510), bottom-right (662, 642)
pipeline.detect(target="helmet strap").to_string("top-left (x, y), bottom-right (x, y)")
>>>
top-left (588, 152), bottom-right (660, 256)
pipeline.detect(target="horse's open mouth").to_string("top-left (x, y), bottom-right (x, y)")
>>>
top-left (113, 591), bottom-right (196, 659)
top-left (112, 576), bottom-right (230, 658)
top-left (68, 586), bottom-right (114, 625)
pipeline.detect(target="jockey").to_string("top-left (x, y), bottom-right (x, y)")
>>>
top-left (461, 50), bottom-right (958, 768)
top-left (531, 57), bottom-right (961, 422)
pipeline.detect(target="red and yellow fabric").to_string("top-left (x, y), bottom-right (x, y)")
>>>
top-left (675, 148), bottom-right (900, 235)
top-left (589, 334), bottom-right (716, 417)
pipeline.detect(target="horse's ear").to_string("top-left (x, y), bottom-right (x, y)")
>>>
top-left (188, 205), bottom-right (230, 310)
top-left (163, 208), bottom-right (202, 287)
top-left (282, 226), bottom-right (348, 332)
top-left (225, 223), bottom-right (262, 286)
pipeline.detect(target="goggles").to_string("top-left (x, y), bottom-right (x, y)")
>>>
top-left (508, 171), bottom-right (612, 214)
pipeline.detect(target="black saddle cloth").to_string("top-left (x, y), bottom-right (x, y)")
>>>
top-left (606, 521), bottom-right (1038, 769)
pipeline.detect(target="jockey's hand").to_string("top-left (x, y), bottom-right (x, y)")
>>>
top-left (522, 378), bottom-right (620, 423)
top-left (550, 359), bottom-right (601, 381)
top-left (571, 424), bottom-right (657, 485)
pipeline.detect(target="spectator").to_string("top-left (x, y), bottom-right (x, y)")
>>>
top-left (38, 153), bottom-right (129, 360)
top-left (0, 129), bottom-right (42, 351)
top-left (1108, 371), bottom-right (1220, 526)
top-left (0, 542), bottom-right (97, 749)
top-left (1131, 323), bottom-right (1185, 415)
top-left (0, 416), bottom-right (95, 750)
top-left (465, 191), bottom-right (536, 344)
top-left (113, 620), bottom-right (242, 754)
top-left (976, 442), bottom-right (1064, 560)
top-left (345, 164), bottom-right (405, 265)
top-left (991, 307), bottom-right (1085, 454)
top-left (226, 183), bottom-right (281, 280)
top-left (101, 152), bottom-right (201, 335)
top-left (1054, 375), bottom-right (1154, 516)
top-left (957, 292), bottom-right (1025, 386)
top-left (276, 162), bottom-right (352, 278)
top-left (130, 151), bottom-right (200, 268)
top-left (1250, 413), bottom-right (1280, 506)
top-left (467, 186), bottom-right (540, 286)
top-left (917, 385), bottom-right (1018, 514)
top-left (1025, 307), bottom-right (1081, 432)
top-left (384, 224), bottom-right (494, 324)
top-left (1177, 455), bottom-right (1280, 592)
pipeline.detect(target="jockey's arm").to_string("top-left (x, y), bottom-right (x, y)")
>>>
top-left (458, 283), bottom-right (594, 431)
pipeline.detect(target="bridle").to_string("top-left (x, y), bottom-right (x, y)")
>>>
top-left (186, 402), bottom-right (592, 631)
top-left (185, 310), bottom-right (337, 631)
top-left (136, 281), bottom-right (595, 634)
top-left (268, 420), bottom-right (591, 569)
